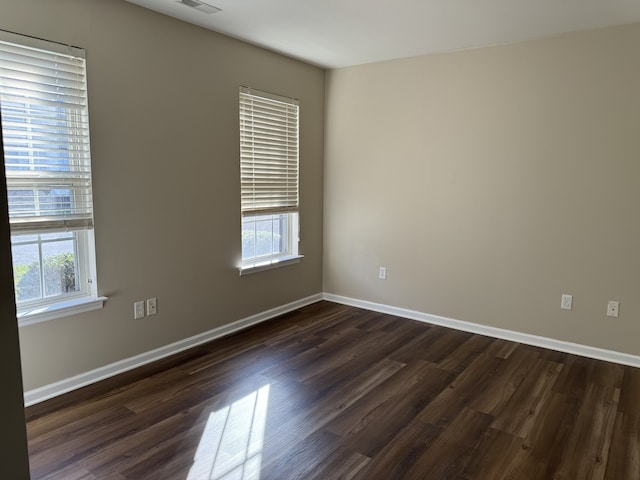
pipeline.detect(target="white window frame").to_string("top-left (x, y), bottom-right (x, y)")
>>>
top-left (0, 30), bottom-right (105, 324)
top-left (239, 87), bottom-right (302, 274)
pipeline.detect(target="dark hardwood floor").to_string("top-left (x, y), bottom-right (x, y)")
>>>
top-left (26, 301), bottom-right (640, 479)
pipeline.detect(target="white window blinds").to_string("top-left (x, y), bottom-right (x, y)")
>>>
top-left (240, 86), bottom-right (299, 217)
top-left (0, 31), bottom-right (94, 234)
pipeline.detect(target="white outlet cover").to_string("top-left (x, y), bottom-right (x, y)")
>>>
top-left (134, 301), bottom-right (145, 319)
top-left (561, 294), bottom-right (572, 310)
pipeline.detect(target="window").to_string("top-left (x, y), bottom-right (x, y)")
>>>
top-left (0, 31), bottom-right (103, 322)
top-left (239, 86), bottom-right (301, 273)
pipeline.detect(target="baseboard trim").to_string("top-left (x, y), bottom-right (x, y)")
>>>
top-left (323, 293), bottom-right (640, 369)
top-left (24, 293), bottom-right (323, 407)
top-left (25, 291), bottom-right (640, 407)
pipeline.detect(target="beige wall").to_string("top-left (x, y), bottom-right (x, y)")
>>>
top-left (325, 23), bottom-right (640, 355)
top-left (2, 0), bottom-right (325, 390)
top-left (0, 115), bottom-right (29, 477)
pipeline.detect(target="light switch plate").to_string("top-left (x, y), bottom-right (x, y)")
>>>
top-left (147, 298), bottom-right (157, 316)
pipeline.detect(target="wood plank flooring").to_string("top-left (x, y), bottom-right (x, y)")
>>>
top-left (26, 301), bottom-right (640, 479)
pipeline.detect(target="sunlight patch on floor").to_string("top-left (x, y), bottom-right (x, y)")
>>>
top-left (188, 385), bottom-right (271, 480)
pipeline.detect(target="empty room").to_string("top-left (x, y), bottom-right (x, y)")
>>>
top-left (1, 0), bottom-right (639, 478)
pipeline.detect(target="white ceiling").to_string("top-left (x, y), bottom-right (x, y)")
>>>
top-left (125, 0), bottom-right (640, 68)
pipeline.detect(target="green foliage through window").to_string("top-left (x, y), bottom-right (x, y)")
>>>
top-left (14, 253), bottom-right (77, 301)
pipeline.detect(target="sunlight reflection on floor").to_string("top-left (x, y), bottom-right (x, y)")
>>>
top-left (187, 385), bottom-right (271, 480)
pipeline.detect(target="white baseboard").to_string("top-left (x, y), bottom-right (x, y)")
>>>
top-left (24, 293), bottom-right (323, 407)
top-left (323, 293), bottom-right (640, 369)
top-left (26, 291), bottom-right (640, 407)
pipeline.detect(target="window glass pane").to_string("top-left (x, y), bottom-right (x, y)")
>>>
top-left (255, 218), bottom-right (275, 257)
top-left (41, 231), bottom-right (74, 241)
top-left (242, 220), bottom-right (256, 261)
top-left (11, 232), bottom-right (81, 304)
top-left (273, 216), bottom-right (285, 253)
top-left (42, 239), bottom-right (78, 297)
top-left (242, 214), bottom-right (289, 262)
top-left (12, 242), bottom-right (41, 302)
top-left (11, 234), bottom-right (38, 243)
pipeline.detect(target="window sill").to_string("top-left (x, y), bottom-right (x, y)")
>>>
top-left (17, 296), bottom-right (108, 327)
top-left (239, 255), bottom-right (303, 276)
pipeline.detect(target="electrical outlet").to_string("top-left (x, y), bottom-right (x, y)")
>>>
top-left (134, 301), bottom-right (145, 319)
top-left (146, 297), bottom-right (157, 316)
top-left (379, 266), bottom-right (387, 280)
top-left (607, 301), bottom-right (619, 318)
top-left (561, 294), bottom-right (572, 311)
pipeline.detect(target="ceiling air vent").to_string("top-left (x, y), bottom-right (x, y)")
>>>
top-left (178, 0), bottom-right (221, 14)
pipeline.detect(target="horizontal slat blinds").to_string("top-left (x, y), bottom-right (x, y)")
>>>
top-left (0, 31), bottom-right (94, 234)
top-left (240, 86), bottom-right (299, 217)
